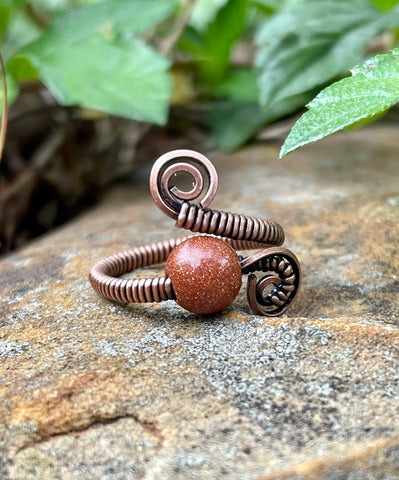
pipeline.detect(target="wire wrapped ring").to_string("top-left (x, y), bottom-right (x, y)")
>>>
top-left (89, 150), bottom-right (301, 316)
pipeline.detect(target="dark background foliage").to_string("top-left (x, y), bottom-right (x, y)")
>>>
top-left (0, 0), bottom-right (398, 253)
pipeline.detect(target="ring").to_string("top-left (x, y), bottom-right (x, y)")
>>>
top-left (89, 149), bottom-right (301, 316)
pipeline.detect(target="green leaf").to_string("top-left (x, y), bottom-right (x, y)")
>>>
top-left (196, 0), bottom-right (247, 84)
top-left (280, 49), bottom-right (399, 158)
top-left (189, 0), bottom-right (228, 31)
top-left (0, 2), bottom-right (11, 35)
top-left (212, 69), bottom-right (260, 103)
top-left (8, 0), bottom-right (176, 124)
top-left (210, 91), bottom-right (313, 151)
top-left (250, 0), bottom-right (281, 15)
top-left (256, 0), bottom-right (399, 107)
top-left (36, 0), bottom-right (176, 44)
top-left (2, 10), bottom-right (42, 63)
top-left (12, 37), bottom-right (171, 123)
top-left (370, 0), bottom-right (399, 11)
top-left (0, 73), bottom-right (18, 113)
top-left (0, 0), bottom-right (26, 35)
top-left (210, 102), bottom-right (270, 151)
top-left (177, 26), bottom-right (204, 59)
top-left (30, 0), bottom-right (104, 16)
top-left (7, 54), bottom-right (38, 82)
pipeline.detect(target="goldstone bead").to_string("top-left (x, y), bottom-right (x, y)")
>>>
top-left (165, 236), bottom-right (242, 314)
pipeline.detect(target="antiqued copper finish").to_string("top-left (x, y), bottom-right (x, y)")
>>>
top-left (89, 239), bottom-right (180, 303)
top-left (240, 247), bottom-right (301, 316)
top-left (149, 149), bottom-right (218, 220)
top-left (89, 149), bottom-right (301, 316)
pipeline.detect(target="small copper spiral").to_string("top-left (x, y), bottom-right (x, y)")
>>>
top-left (89, 150), bottom-right (301, 316)
top-left (240, 247), bottom-right (301, 316)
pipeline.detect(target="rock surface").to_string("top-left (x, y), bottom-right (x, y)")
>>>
top-left (1, 123), bottom-right (399, 479)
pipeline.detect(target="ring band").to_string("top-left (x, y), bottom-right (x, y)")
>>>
top-left (89, 149), bottom-right (301, 316)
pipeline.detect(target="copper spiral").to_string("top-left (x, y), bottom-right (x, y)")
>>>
top-left (240, 247), bottom-right (301, 316)
top-left (89, 149), bottom-right (301, 316)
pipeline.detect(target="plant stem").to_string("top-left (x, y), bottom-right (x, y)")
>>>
top-left (25, 3), bottom-right (49, 29)
top-left (0, 50), bottom-right (8, 163)
top-left (161, 0), bottom-right (195, 57)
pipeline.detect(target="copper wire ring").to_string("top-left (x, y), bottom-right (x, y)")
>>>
top-left (89, 150), bottom-right (301, 316)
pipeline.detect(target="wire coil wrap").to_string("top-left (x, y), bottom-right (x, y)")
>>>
top-left (176, 202), bottom-right (284, 248)
top-left (90, 239), bottom-right (181, 303)
top-left (89, 150), bottom-right (301, 316)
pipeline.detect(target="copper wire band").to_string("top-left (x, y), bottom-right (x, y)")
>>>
top-left (89, 149), bottom-right (301, 316)
top-left (89, 202), bottom-right (285, 304)
top-left (89, 239), bottom-right (180, 304)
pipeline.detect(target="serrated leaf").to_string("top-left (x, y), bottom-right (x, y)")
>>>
top-left (8, 0), bottom-right (176, 124)
top-left (280, 49), bottom-right (399, 158)
top-left (256, 0), bottom-right (399, 107)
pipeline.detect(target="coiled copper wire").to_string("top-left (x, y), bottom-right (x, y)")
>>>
top-left (89, 150), bottom-right (301, 316)
top-left (176, 202), bottom-right (285, 247)
top-left (90, 239), bottom-right (180, 304)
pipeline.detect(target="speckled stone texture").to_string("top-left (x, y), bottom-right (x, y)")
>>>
top-left (1, 123), bottom-right (399, 480)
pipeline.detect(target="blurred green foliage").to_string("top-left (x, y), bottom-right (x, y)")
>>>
top-left (1, 0), bottom-right (399, 156)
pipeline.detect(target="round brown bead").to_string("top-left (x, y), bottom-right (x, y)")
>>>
top-left (165, 236), bottom-right (242, 314)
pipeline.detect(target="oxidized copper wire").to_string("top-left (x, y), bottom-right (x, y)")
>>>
top-left (89, 149), bottom-right (301, 316)
top-left (240, 247), bottom-right (301, 316)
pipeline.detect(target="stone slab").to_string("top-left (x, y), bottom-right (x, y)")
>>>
top-left (1, 123), bottom-right (399, 479)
